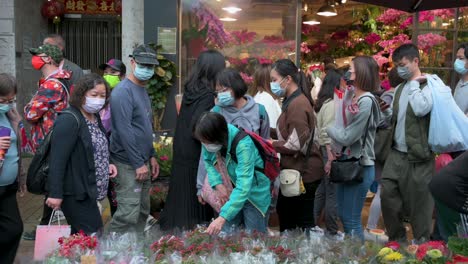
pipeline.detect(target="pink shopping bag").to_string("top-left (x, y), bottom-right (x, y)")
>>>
top-left (201, 154), bottom-right (233, 213)
top-left (33, 210), bottom-right (71, 261)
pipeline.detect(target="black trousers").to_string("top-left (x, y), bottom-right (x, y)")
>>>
top-left (61, 196), bottom-right (103, 235)
top-left (0, 183), bottom-right (23, 264)
top-left (276, 181), bottom-right (320, 232)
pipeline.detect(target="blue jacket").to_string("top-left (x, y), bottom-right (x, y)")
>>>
top-left (203, 125), bottom-right (271, 221)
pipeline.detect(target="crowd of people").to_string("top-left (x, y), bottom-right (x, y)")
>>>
top-left (0, 33), bottom-right (467, 263)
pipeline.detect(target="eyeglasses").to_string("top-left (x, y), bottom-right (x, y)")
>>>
top-left (0, 97), bottom-right (16, 104)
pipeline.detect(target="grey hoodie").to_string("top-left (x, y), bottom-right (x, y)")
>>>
top-left (196, 95), bottom-right (270, 195)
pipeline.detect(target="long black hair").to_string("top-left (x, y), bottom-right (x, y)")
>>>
top-left (185, 50), bottom-right (225, 93)
top-left (271, 59), bottom-right (314, 107)
top-left (315, 69), bottom-right (341, 112)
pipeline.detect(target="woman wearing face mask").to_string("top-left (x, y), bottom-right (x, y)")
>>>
top-left (326, 56), bottom-right (381, 240)
top-left (0, 74), bottom-right (26, 263)
top-left (249, 64), bottom-right (282, 129)
top-left (453, 43), bottom-right (468, 115)
top-left (196, 68), bottom-right (270, 208)
top-left (159, 50), bottom-right (225, 231)
top-left (195, 112), bottom-right (271, 235)
top-left (46, 73), bottom-right (118, 234)
top-left (270, 59), bottom-right (324, 232)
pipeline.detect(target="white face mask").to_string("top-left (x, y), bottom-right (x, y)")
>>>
top-left (82, 97), bottom-right (106, 114)
top-left (203, 143), bottom-right (223, 153)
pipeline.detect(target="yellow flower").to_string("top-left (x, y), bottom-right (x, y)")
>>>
top-left (426, 249), bottom-right (443, 259)
top-left (383, 251), bottom-right (403, 261)
top-left (378, 247), bottom-right (393, 257)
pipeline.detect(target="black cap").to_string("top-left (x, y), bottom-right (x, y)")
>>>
top-left (129, 44), bottom-right (159, 65)
top-left (99, 59), bottom-right (126, 74)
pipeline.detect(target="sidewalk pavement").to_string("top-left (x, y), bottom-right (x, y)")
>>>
top-left (14, 191), bottom-right (111, 264)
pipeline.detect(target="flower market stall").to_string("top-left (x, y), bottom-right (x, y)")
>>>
top-left (44, 226), bottom-right (468, 263)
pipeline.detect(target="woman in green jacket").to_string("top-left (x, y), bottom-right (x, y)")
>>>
top-left (194, 112), bottom-right (271, 235)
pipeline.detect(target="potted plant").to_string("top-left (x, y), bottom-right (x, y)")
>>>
top-left (147, 44), bottom-right (177, 131)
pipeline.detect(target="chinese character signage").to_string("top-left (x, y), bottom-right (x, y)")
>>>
top-left (59, 0), bottom-right (121, 15)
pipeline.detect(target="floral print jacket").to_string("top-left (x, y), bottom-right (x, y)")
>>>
top-left (24, 70), bottom-right (71, 152)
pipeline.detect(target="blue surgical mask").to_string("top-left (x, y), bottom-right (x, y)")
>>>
top-left (217, 91), bottom-right (234, 107)
top-left (270, 78), bottom-right (286, 97)
top-left (397, 66), bottom-right (413, 80)
top-left (454, 59), bottom-right (468, 75)
top-left (0, 104), bottom-right (11, 114)
top-left (134, 64), bottom-right (154, 81)
top-left (203, 143), bottom-right (223, 153)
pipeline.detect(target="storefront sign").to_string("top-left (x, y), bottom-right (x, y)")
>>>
top-left (157, 27), bottom-right (177, 55)
top-left (60, 0), bottom-right (121, 15)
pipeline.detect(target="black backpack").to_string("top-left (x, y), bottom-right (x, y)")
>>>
top-left (26, 110), bottom-right (80, 195)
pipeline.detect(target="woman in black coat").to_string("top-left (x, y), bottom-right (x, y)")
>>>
top-left (46, 73), bottom-right (117, 234)
top-left (159, 50), bottom-right (225, 231)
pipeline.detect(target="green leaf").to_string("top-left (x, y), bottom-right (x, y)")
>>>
top-left (155, 67), bottom-right (166, 77)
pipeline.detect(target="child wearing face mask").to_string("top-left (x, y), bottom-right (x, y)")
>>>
top-left (45, 73), bottom-right (118, 235)
top-left (196, 68), bottom-right (270, 206)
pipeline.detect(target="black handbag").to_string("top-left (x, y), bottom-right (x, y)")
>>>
top-left (330, 96), bottom-right (376, 184)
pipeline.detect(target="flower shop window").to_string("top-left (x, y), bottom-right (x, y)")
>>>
top-left (180, 0), bottom-right (299, 88)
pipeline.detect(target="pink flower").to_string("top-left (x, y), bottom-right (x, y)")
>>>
top-left (240, 72), bottom-right (253, 84)
top-left (230, 29), bottom-right (257, 45)
top-left (302, 24), bottom-right (320, 35)
top-left (364, 33), bottom-right (381, 45)
top-left (400, 17), bottom-right (413, 29)
top-left (432, 9), bottom-right (455, 20)
top-left (373, 54), bottom-right (389, 68)
top-left (159, 155), bottom-right (169, 161)
top-left (193, 1), bottom-right (232, 49)
top-left (381, 79), bottom-right (391, 91)
top-left (257, 57), bottom-right (273, 65)
top-left (379, 34), bottom-right (411, 54)
top-left (376, 9), bottom-right (409, 24)
top-left (416, 241), bottom-right (447, 261)
top-left (300, 42), bottom-right (311, 54)
top-left (418, 33), bottom-right (446, 52)
top-left (385, 241), bottom-right (401, 251)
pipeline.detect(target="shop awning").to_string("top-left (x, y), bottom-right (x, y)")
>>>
top-left (351, 0), bottom-right (468, 13)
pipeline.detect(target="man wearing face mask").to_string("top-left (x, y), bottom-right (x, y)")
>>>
top-left (108, 44), bottom-right (160, 233)
top-left (22, 44), bottom-right (71, 241)
top-left (453, 43), bottom-right (468, 115)
top-left (379, 44), bottom-right (437, 242)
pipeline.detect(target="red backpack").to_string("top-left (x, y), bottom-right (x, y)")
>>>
top-left (229, 128), bottom-right (280, 184)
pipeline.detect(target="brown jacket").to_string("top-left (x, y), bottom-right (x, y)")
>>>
top-left (272, 90), bottom-right (324, 183)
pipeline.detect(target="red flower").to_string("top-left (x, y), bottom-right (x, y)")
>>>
top-left (416, 241), bottom-right (447, 261)
top-left (159, 155), bottom-right (169, 161)
top-left (386, 241), bottom-right (401, 251)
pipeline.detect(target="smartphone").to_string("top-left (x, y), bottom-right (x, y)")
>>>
top-left (0, 126), bottom-right (11, 137)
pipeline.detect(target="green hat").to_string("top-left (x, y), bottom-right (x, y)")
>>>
top-left (29, 44), bottom-right (63, 64)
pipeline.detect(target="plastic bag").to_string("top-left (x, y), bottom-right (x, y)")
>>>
top-left (427, 75), bottom-right (468, 153)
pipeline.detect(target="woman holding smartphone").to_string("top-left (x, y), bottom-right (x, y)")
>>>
top-left (0, 73), bottom-right (25, 263)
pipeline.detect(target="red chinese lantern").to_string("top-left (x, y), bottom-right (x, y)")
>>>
top-left (41, 0), bottom-right (65, 24)
top-left (114, 0), bottom-right (122, 15)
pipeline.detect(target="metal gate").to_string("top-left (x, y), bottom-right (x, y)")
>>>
top-left (54, 17), bottom-right (122, 73)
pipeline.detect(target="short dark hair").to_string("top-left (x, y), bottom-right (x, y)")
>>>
top-left (44, 34), bottom-right (65, 49)
top-left (352, 56), bottom-right (380, 92)
top-left (69, 73), bottom-right (110, 109)
top-left (458, 42), bottom-right (468, 59)
top-left (0, 73), bottom-right (17, 96)
top-left (388, 67), bottom-right (404, 88)
top-left (194, 112), bottom-right (228, 146)
top-left (216, 68), bottom-right (248, 99)
top-left (392, 43), bottom-right (420, 62)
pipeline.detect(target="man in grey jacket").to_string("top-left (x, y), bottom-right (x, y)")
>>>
top-left (108, 44), bottom-right (160, 233)
top-left (43, 34), bottom-right (84, 85)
